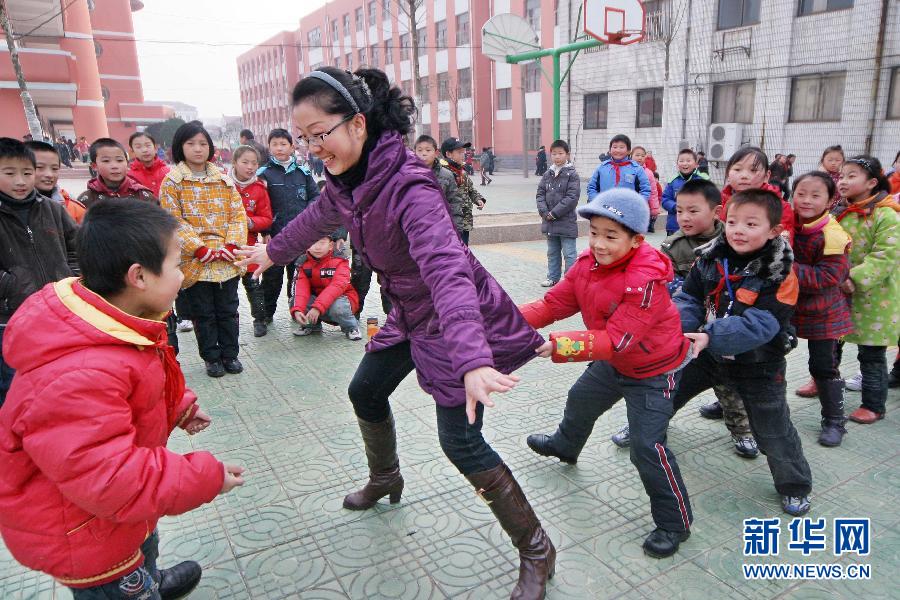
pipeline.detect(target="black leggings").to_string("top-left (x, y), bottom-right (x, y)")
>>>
top-left (347, 341), bottom-right (502, 475)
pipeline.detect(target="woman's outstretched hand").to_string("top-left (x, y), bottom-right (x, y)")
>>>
top-left (463, 367), bottom-right (521, 424)
top-left (235, 243), bottom-right (274, 280)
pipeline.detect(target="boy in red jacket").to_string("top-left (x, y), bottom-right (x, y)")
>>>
top-left (519, 188), bottom-right (693, 559)
top-left (0, 198), bottom-right (244, 598)
top-left (79, 138), bottom-right (157, 208)
top-left (291, 235), bottom-right (362, 340)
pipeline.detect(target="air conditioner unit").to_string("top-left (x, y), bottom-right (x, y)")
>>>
top-left (707, 123), bottom-right (743, 162)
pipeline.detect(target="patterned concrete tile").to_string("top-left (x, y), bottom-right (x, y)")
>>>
top-left (239, 537), bottom-right (336, 598)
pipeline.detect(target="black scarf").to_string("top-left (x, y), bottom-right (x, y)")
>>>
top-left (0, 188), bottom-right (36, 227)
top-left (334, 135), bottom-right (378, 189)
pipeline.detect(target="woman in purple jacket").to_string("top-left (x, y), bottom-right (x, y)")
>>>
top-left (237, 67), bottom-right (554, 599)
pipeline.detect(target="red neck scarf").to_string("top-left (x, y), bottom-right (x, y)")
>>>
top-left (610, 159), bottom-right (632, 184)
top-left (709, 261), bottom-right (743, 313)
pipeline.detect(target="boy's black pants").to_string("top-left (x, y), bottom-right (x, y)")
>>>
top-left (182, 277), bottom-right (240, 362)
top-left (68, 531), bottom-right (161, 599)
top-left (241, 273), bottom-right (267, 322)
top-left (260, 263), bottom-right (296, 320)
top-left (551, 361), bottom-right (692, 532)
top-left (673, 351), bottom-right (812, 497)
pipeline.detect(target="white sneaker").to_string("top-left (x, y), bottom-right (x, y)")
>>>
top-left (346, 328), bottom-right (362, 340)
top-left (844, 372), bottom-right (863, 392)
top-left (176, 320), bottom-right (193, 332)
top-left (293, 325), bottom-right (319, 336)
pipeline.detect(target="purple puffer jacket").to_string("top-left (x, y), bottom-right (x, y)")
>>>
top-left (267, 131), bottom-right (544, 407)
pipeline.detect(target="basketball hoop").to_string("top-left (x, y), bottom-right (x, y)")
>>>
top-left (584, 0), bottom-right (646, 45)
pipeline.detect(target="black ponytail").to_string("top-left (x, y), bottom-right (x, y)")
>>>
top-left (845, 155), bottom-right (891, 194)
top-left (292, 67), bottom-right (416, 139)
top-left (792, 171), bottom-right (836, 200)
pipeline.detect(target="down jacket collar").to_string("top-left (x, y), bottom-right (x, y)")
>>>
top-left (695, 233), bottom-right (793, 283)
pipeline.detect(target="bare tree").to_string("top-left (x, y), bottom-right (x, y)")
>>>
top-left (0, 0), bottom-right (43, 139)
top-left (644, 0), bottom-right (689, 81)
top-left (392, 0), bottom-right (425, 132)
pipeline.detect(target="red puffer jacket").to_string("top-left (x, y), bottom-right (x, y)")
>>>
top-left (235, 178), bottom-right (274, 272)
top-left (519, 243), bottom-right (689, 378)
top-left (127, 157), bottom-right (170, 196)
top-left (0, 278), bottom-right (223, 588)
top-left (291, 253), bottom-right (360, 316)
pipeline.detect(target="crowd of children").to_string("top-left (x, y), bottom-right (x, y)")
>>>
top-left (0, 66), bottom-right (898, 596)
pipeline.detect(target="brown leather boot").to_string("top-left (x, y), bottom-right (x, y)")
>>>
top-left (343, 414), bottom-right (404, 510)
top-left (466, 463), bottom-right (555, 600)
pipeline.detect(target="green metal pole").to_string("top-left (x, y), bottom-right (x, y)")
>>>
top-left (504, 38), bottom-right (601, 141)
top-left (552, 52), bottom-right (561, 140)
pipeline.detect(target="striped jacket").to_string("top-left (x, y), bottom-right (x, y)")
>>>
top-left (159, 162), bottom-right (247, 288)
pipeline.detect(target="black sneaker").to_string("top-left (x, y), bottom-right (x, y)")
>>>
top-left (265, 316), bottom-right (274, 324)
top-left (159, 560), bottom-right (202, 600)
top-left (253, 320), bottom-right (267, 337)
top-left (222, 358), bottom-right (243, 374)
top-left (205, 360), bottom-right (225, 378)
top-left (642, 528), bottom-right (691, 558)
top-left (889, 368), bottom-right (900, 388)
top-left (526, 433), bottom-right (577, 464)
top-left (699, 400), bottom-right (724, 419)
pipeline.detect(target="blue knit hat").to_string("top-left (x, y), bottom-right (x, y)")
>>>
top-left (578, 188), bottom-right (649, 234)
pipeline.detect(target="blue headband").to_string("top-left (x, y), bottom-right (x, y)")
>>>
top-left (308, 70), bottom-right (365, 114)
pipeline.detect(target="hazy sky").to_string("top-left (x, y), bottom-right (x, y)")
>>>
top-left (132, 0), bottom-right (327, 118)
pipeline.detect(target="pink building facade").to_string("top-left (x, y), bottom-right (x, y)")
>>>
top-left (0, 0), bottom-right (170, 143)
top-left (237, 0), bottom-right (559, 167)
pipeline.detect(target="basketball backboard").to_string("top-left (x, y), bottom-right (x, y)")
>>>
top-left (584, 0), bottom-right (646, 45)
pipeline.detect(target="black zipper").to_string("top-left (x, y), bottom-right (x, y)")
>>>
top-left (25, 223), bottom-right (49, 284)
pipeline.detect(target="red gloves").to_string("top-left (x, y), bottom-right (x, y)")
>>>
top-left (194, 244), bottom-right (240, 263)
top-left (549, 330), bottom-right (613, 363)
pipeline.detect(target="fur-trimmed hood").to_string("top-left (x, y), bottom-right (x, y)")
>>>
top-left (695, 233), bottom-right (794, 283)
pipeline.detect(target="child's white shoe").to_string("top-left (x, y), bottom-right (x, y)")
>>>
top-left (346, 328), bottom-right (362, 340)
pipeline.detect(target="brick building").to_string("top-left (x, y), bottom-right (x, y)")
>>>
top-left (1, 0), bottom-right (171, 142)
top-left (237, 0), bottom-right (562, 169)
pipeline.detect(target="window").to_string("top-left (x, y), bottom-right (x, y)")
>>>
top-left (457, 68), bottom-right (472, 99)
top-left (417, 27), bottom-right (428, 55)
top-left (400, 33), bottom-right (411, 60)
top-left (335, 56), bottom-right (342, 69)
top-left (798, 0), bottom-right (853, 16)
top-left (456, 12), bottom-right (471, 45)
top-left (525, 118), bottom-right (542, 150)
top-left (344, 13), bottom-right (352, 36)
top-left (331, 19), bottom-right (339, 42)
top-left (712, 80), bottom-right (755, 123)
top-left (636, 88), bottom-right (664, 127)
top-left (346, 52), bottom-right (353, 70)
top-left (382, 0), bottom-right (390, 21)
top-left (401, 79), bottom-right (412, 97)
top-left (384, 39), bottom-right (393, 64)
top-left (789, 72), bottom-right (846, 121)
top-left (583, 92), bottom-right (608, 129)
top-left (717, 0), bottom-right (761, 29)
top-left (370, 44), bottom-right (380, 66)
top-left (887, 68), bottom-right (900, 119)
top-left (368, 2), bottom-right (377, 25)
top-left (497, 88), bottom-right (512, 110)
top-left (418, 75), bottom-right (430, 99)
top-left (525, 0), bottom-right (541, 32)
top-left (435, 20), bottom-right (448, 48)
top-left (438, 123), bottom-right (452, 144)
top-left (459, 120), bottom-right (473, 142)
top-left (525, 62), bottom-right (542, 92)
top-left (308, 27), bottom-right (321, 47)
top-left (438, 73), bottom-right (450, 101)
top-left (359, 48), bottom-right (367, 66)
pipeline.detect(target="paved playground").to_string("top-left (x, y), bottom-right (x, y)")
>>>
top-left (2, 185), bottom-right (897, 599)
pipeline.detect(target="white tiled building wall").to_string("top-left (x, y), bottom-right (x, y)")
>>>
top-left (558, 0), bottom-right (900, 185)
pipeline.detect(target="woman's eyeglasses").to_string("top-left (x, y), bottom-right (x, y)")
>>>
top-left (296, 113), bottom-right (356, 148)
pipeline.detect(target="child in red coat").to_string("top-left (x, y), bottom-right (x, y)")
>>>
top-left (291, 236), bottom-right (362, 340)
top-left (0, 199), bottom-right (243, 597)
top-left (519, 188), bottom-right (693, 559)
top-left (790, 172), bottom-right (853, 446)
top-left (232, 145), bottom-right (274, 337)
